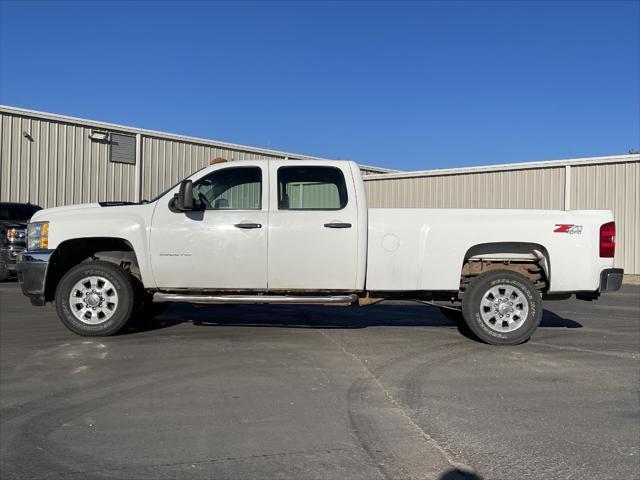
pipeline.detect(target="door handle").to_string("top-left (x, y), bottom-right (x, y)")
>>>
top-left (324, 222), bottom-right (352, 229)
top-left (234, 222), bottom-right (262, 229)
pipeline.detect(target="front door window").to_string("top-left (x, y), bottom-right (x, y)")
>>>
top-left (192, 167), bottom-right (262, 210)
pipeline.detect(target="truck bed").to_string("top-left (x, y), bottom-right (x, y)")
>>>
top-left (365, 208), bottom-right (614, 293)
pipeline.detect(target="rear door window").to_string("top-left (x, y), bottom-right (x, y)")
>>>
top-left (277, 167), bottom-right (348, 210)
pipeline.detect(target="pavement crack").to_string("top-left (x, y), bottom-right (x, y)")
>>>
top-left (531, 341), bottom-right (640, 360)
top-left (317, 329), bottom-right (474, 478)
top-left (29, 448), bottom-right (354, 478)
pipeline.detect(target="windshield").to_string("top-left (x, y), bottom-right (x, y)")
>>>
top-left (0, 203), bottom-right (42, 222)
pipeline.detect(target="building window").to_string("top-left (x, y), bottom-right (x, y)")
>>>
top-left (278, 166), bottom-right (348, 210)
top-left (110, 133), bottom-right (136, 164)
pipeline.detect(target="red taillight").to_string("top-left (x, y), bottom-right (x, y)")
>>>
top-left (600, 221), bottom-right (616, 258)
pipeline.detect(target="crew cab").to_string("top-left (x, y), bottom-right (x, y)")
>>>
top-left (16, 160), bottom-right (623, 345)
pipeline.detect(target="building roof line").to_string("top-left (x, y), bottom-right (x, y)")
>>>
top-left (0, 104), bottom-right (394, 172)
top-left (355, 163), bottom-right (400, 173)
top-left (362, 154), bottom-right (640, 180)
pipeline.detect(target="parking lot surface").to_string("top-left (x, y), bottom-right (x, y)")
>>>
top-left (1, 282), bottom-right (638, 480)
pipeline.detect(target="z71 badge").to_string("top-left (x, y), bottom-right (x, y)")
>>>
top-left (554, 224), bottom-right (583, 234)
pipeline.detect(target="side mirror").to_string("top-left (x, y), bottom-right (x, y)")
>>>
top-left (171, 180), bottom-right (193, 211)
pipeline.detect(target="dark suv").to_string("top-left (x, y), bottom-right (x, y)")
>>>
top-left (0, 202), bottom-right (42, 281)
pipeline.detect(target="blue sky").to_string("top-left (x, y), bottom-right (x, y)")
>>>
top-left (1, 1), bottom-right (638, 171)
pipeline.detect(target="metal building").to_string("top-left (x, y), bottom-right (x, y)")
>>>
top-left (1, 105), bottom-right (637, 274)
top-left (0, 106), bottom-right (391, 208)
top-left (364, 154), bottom-right (640, 274)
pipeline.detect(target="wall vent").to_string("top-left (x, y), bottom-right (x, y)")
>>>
top-left (110, 133), bottom-right (136, 164)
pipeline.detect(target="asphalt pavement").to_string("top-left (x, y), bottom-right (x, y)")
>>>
top-left (1, 282), bottom-right (638, 480)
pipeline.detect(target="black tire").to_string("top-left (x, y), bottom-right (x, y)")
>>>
top-left (55, 260), bottom-right (135, 336)
top-left (461, 270), bottom-right (542, 346)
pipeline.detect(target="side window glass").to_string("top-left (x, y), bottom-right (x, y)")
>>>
top-left (192, 167), bottom-right (262, 210)
top-left (277, 167), bottom-right (348, 210)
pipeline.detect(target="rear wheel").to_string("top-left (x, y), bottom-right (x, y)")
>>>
top-left (461, 270), bottom-right (542, 345)
top-left (55, 260), bottom-right (135, 336)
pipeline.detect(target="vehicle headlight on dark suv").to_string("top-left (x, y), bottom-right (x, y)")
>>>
top-left (6, 228), bottom-right (26, 242)
top-left (27, 222), bottom-right (49, 250)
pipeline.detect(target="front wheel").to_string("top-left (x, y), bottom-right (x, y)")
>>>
top-left (461, 270), bottom-right (542, 346)
top-left (55, 260), bottom-right (135, 336)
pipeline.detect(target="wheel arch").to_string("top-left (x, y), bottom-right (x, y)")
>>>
top-left (461, 242), bottom-right (551, 291)
top-left (45, 237), bottom-right (141, 302)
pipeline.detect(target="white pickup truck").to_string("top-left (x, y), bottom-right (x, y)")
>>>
top-left (17, 159), bottom-right (623, 345)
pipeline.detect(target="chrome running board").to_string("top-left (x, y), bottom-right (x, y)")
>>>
top-left (153, 293), bottom-right (358, 305)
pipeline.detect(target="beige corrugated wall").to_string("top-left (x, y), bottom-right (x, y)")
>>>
top-left (1, 112), bottom-right (136, 208)
top-left (364, 167), bottom-right (565, 209)
top-left (571, 161), bottom-right (639, 274)
top-left (364, 160), bottom-right (639, 274)
top-left (1, 107), bottom-right (389, 208)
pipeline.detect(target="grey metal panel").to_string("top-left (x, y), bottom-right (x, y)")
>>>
top-left (364, 167), bottom-right (565, 209)
top-left (571, 161), bottom-right (639, 274)
top-left (1, 112), bottom-right (136, 208)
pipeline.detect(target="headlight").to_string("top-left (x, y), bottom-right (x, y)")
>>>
top-left (27, 222), bottom-right (49, 250)
top-left (6, 228), bottom-right (26, 242)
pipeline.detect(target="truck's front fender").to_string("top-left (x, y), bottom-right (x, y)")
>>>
top-left (34, 203), bottom-right (156, 289)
